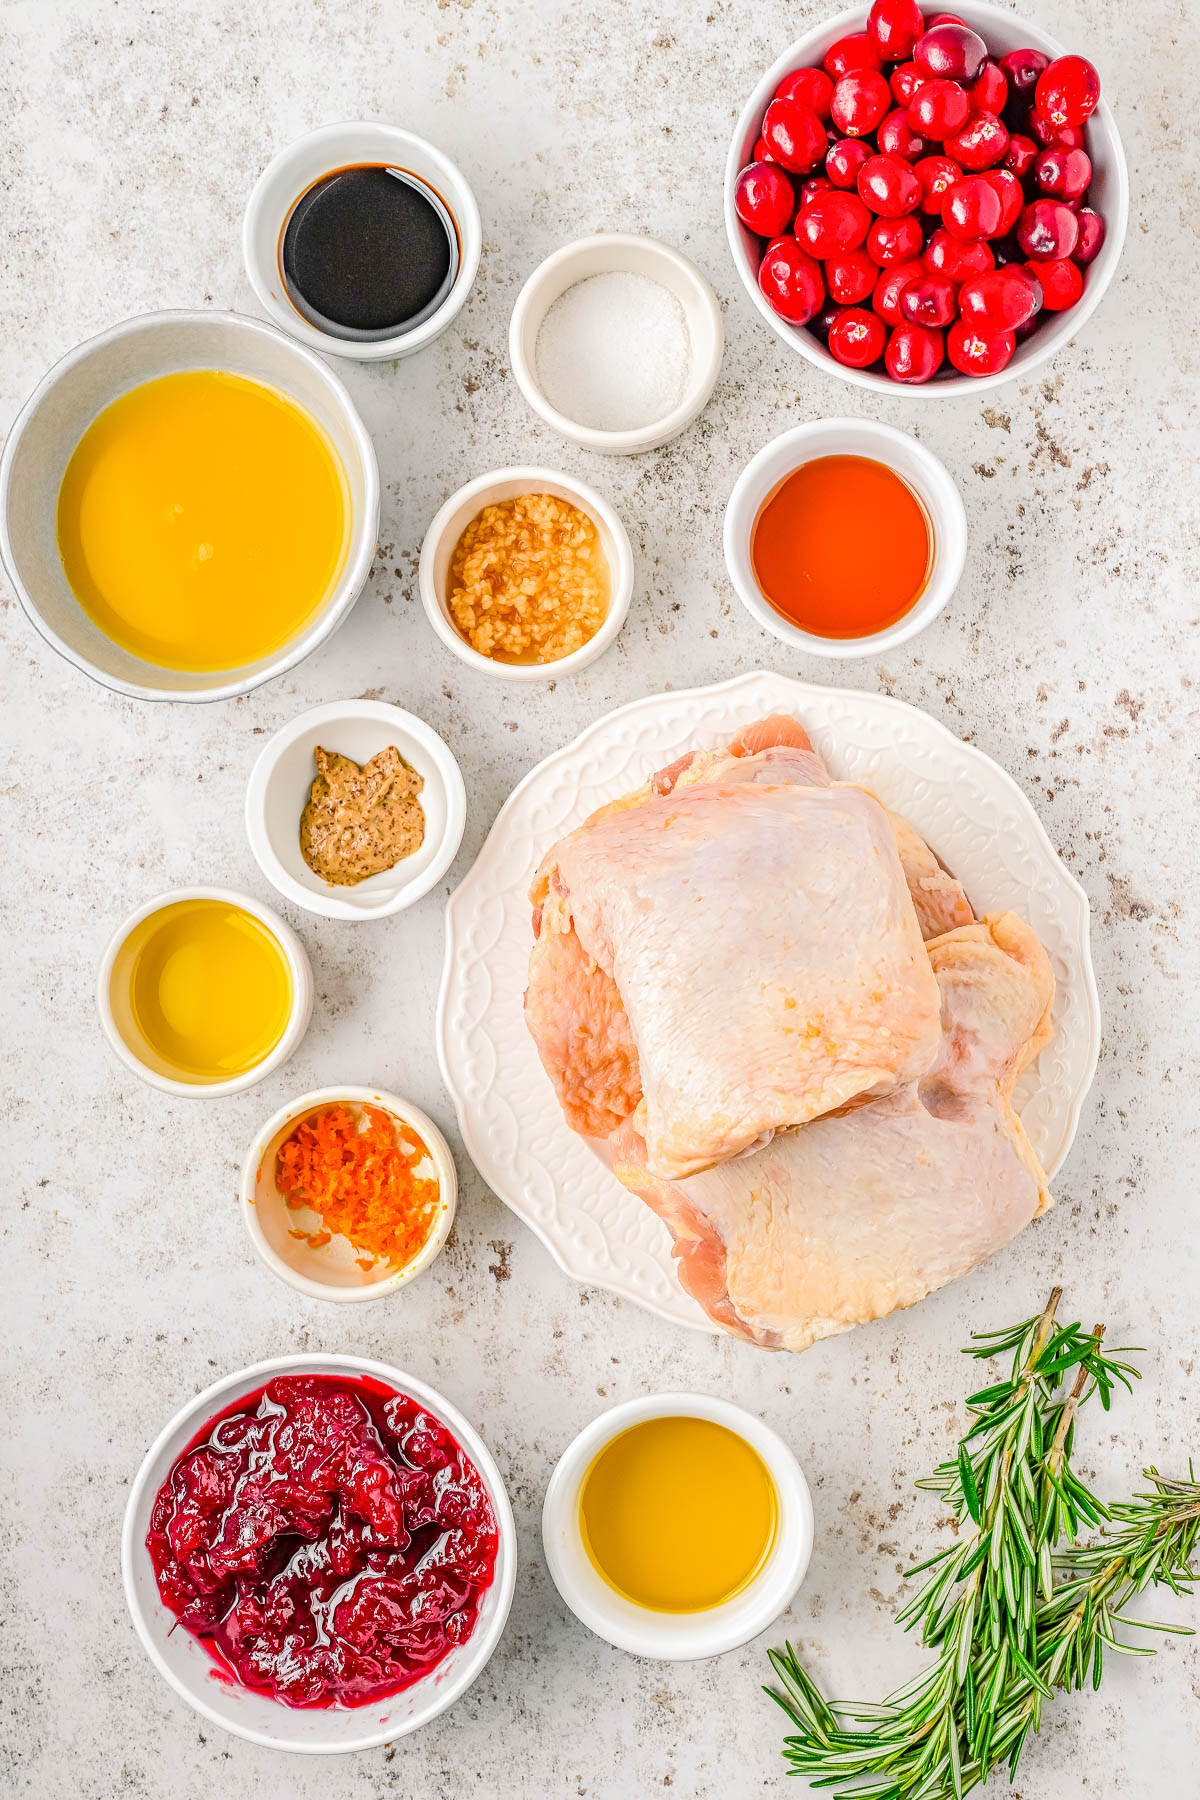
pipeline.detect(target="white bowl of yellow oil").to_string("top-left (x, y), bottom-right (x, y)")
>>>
top-left (239, 1085), bottom-right (458, 1303)
top-left (97, 888), bottom-right (313, 1098)
top-left (542, 1395), bottom-right (813, 1659)
top-left (0, 309), bottom-right (379, 702)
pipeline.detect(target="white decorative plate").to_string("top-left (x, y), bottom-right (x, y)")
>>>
top-left (438, 672), bottom-right (1102, 1335)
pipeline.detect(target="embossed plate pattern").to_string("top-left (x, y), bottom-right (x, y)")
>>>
top-left (438, 672), bottom-right (1102, 1335)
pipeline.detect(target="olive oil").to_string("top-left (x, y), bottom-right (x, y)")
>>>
top-left (115, 898), bottom-right (293, 1083)
top-left (56, 370), bottom-right (349, 672)
top-left (579, 1416), bottom-right (778, 1613)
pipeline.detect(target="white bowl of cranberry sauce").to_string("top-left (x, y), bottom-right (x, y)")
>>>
top-left (121, 1356), bottom-right (516, 1752)
top-left (724, 1), bottom-right (1128, 393)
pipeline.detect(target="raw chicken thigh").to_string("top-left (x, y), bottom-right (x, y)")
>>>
top-left (610, 913), bottom-right (1054, 1351)
top-left (524, 714), bottom-right (1056, 1350)
top-left (531, 769), bottom-right (940, 1181)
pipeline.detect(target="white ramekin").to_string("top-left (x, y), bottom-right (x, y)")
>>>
top-left (0, 309), bottom-right (380, 702)
top-left (245, 698), bottom-right (466, 921)
top-left (122, 1353), bottom-right (516, 1752)
top-left (419, 466), bottom-right (635, 682)
top-left (96, 886), bottom-right (313, 1099)
top-left (240, 1085), bottom-right (458, 1303)
top-left (542, 1393), bottom-right (814, 1660)
top-left (509, 234), bottom-right (724, 454)
top-left (242, 122), bottom-right (481, 361)
top-left (725, 1), bottom-right (1128, 396)
top-left (724, 418), bottom-right (966, 659)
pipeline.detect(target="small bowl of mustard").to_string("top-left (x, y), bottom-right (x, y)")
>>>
top-left (245, 698), bottom-right (466, 922)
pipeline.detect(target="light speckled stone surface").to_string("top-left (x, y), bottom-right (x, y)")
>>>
top-left (2, 1), bottom-right (1198, 1794)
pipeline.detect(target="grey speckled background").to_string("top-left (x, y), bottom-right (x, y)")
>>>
top-left (2, 0), bottom-right (1198, 1795)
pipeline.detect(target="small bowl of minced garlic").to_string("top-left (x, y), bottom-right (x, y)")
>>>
top-left (245, 698), bottom-right (466, 921)
top-left (419, 466), bottom-right (634, 681)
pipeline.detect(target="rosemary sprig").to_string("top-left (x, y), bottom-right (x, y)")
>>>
top-left (767, 1290), bottom-right (1198, 1798)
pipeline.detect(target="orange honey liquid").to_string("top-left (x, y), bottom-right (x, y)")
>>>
top-left (750, 455), bottom-right (932, 640)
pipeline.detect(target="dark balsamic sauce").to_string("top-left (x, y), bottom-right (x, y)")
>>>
top-left (281, 164), bottom-right (458, 343)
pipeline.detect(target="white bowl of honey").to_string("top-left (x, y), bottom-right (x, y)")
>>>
top-left (96, 887), bottom-right (313, 1098)
top-left (724, 418), bottom-right (967, 659)
top-left (0, 309), bottom-right (379, 702)
top-left (542, 1394), bottom-right (814, 1660)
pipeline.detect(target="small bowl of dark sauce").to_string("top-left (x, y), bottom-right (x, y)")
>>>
top-left (243, 122), bottom-right (481, 361)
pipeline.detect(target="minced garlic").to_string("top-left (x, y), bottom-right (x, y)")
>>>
top-left (447, 492), bottom-right (609, 664)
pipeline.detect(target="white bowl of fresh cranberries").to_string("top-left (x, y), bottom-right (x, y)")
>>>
top-left (724, 0), bottom-right (1128, 392)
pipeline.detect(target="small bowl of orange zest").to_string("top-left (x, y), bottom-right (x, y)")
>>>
top-left (240, 1086), bottom-right (457, 1303)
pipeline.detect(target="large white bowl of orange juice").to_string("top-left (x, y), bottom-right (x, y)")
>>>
top-left (0, 310), bottom-right (379, 702)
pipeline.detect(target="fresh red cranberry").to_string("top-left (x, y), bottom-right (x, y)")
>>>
top-left (762, 97), bottom-right (829, 173)
top-left (942, 173), bottom-right (1003, 240)
top-left (914, 22), bottom-right (987, 84)
top-left (867, 212), bottom-right (925, 264)
top-left (981, 167), bottom-right (1023, 235)
top-left (1004, 133), bottom-right (1038, 179)
top-left (900, 272), bottom-right (957, 326)
top-left (1028, 108), bottom-right (1087, 150)
top-left (924, 225), bottom-right (994, 280)
top-left (824, 32), bottom-right (884, 79)
top-left (753, 136), bottom-right (772, 162)
top-left (1035, 55), bottom-right (1101, 129)
top-left (926, 11), bottom-right (965, 23)
top-left (831, 68), bottom-right (892, 136)
top-left (758, 235), bottom-right (826, 322)
top-left (890, 61), bottom-right (927, 106)
top-left (947, 316), bottom-right (1015, 375)
top-left (946, 110), bottom-right (1009, 171)
top-left (1073, 207), bottom-right (1105, 265)
top-left (775, 66), bottom-right (835, 120)
top-left (877, 108), bottom-right (928, 159)
top-left (908, 78), bottom-right (969, 140)
top-left (913, 153), bottom-right (962, 213)
top-left (824, 247), bottom-right (879, 303)
top-left (968, 61), bottom-right (1007, 114)
top-left (999, 47), bottom-right (1049, 97)
top-left (809, 297), bottom-right (851, 338)
top-left (1032, 257), bottom-right (1084, 309)
top-left (800, 175), bottom-right (836, 207)
top-left (826, 137), bottom-right (874, 188)
top-left (827, 306), bottom-right (888, 366)
top-left (873, 257), bottom-right (929, 323)
top-left (886, 320), bottom-right (945, 381)
top-left (1035, 145), bottom-right (1091, 202)
top-left (957, 265), bottom-right (1041, 330)
top-left (857, 153), bottom-right (922, 217)
top-left (1017, 197), bottom-right (1079, 260)
top-left (734, 162), bottom-right (796, 237)
top-left (868, 0), bottom-right (925, 60)
top-left (795, 189), bottom-right (872, 255)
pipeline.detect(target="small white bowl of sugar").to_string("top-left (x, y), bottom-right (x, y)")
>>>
top-left (509, 234), bottom-right (723, 456)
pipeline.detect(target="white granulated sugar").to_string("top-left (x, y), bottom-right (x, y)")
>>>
top-left (535, 271), bottom-right (693, 433)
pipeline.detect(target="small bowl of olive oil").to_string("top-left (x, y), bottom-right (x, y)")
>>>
top-left (97, 887), bottom-right (313, 1098)
top-left (542, 1394), bottom-right (814, 1660)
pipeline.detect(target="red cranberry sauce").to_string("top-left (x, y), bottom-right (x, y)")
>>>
top-left (146, 1374), bottom-right (499, 1708)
